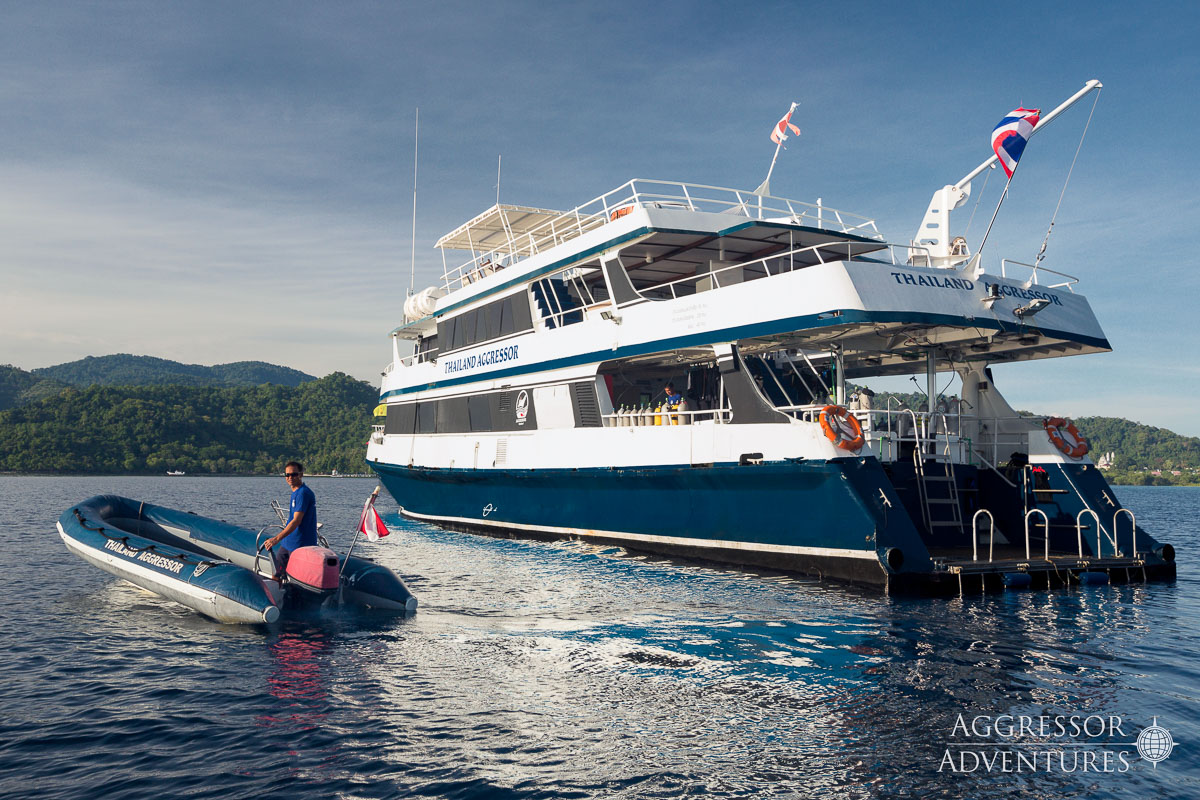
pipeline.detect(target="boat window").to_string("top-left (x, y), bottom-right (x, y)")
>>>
top-left (483, 302), bottom-right (501, 341)
top-left (416, 401), bottom-right (437, 434)
top-left (498, 298), bottom-right (515, 337)
top-left (384, 403), bottom-right (416, 435)
top-left (438, 293), bottom-right (535, 355)
top-left (473, 308), bottom-right (488, 344)
top-left (415, 335), bottom-right (438, 364)
top-left (510, 294), bottom-right (533, 332)
top-left (453, 312), bottom-right (471, 350)
top-left (437, 397), bottom-right (470, 433)
top-left (438, 317), bottom-right (456, 351)
top-left (468, 395), bottom-right (491, 431)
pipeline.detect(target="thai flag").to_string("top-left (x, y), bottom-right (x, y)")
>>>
top-left (770, 103), bottom-right (800, 144)
top-left (992, 107), bottom-right (1041, 178)
top-left (358, 492), bottom-right (391, 541)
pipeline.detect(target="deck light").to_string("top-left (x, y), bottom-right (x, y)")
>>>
top-left (1013, 298), bottom-right (1051, 318)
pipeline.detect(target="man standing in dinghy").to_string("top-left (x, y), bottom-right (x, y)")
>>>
top-left (264, 461), bottom-right (318, 575)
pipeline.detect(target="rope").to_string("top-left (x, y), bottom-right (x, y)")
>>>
top-left (73, 508), bottom-right (224, 568)
top-left (963, 162), bottom-right (994, 238)
top-left (1035, 88), bottom-right (1102, 267)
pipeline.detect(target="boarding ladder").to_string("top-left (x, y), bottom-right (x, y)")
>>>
top-left (913, 411), bottom-right (964, 538)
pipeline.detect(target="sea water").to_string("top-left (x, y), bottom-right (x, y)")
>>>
top-left (1, 477), bottom-right (1197, 799)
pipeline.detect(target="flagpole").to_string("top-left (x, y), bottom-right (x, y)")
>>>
top-left (340, 486), bottom-right (381, 579)
top-left (755, 101), bottom-right (798, 197)
top-left (755, 138), bottom-right (785, 197)
top-left (974, 173), bottom-right (1013, 260)
top-left (337, 487), bottom-right (382, 607)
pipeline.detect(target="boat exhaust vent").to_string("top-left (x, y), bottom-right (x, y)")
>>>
top-left (496, 438), bottom-right (508, 466)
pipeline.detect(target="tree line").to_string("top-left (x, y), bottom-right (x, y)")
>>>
top-left (0, 372), bottom-right (377, 475)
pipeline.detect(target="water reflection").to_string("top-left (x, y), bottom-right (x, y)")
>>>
top-left (259, 626), bottom-right (333, 731)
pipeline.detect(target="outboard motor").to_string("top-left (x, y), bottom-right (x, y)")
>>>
top-left (284, 546), bottom-right (341, 596)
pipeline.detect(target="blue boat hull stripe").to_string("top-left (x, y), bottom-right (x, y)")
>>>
top-left (400, 507), bottom-right (883, 562)
top-left (381, 308), bottom-right (1111, 399)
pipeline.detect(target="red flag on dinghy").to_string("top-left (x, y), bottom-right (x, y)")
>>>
top-left (358, 491), bottom-right (391, 542)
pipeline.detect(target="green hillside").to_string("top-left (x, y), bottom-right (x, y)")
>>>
top-left (861, 389), bottom-right (1199, 484)
top-left (33, 354), bottom-right (315, 388)
top-left (2, 358), bottom-right (1197, 480)
top-left (0, 372), bottom-right (376, 475)
top-left (0, 365), bottom-right (69, 412)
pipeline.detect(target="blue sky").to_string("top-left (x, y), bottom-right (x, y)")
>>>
top-left (2, 2), bottom-right (1198, 434)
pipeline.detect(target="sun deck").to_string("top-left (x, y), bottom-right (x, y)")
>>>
top-left (433, 179), bottom-right (884, 291)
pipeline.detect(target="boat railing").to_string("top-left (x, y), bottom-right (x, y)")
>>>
top-left (440, 179), bottom-right (882, 291)
top-left (601, 406), bottom-right (732, 426)
top-left (631, 241), bottom-right (932, 304)
top-left (1000, 259), bottom-right (1080, 292)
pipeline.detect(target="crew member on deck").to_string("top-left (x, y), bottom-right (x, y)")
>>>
top-left (663, 382), bottom-right (682, 407)
top-left (265, 461), bottom-right (318, 575)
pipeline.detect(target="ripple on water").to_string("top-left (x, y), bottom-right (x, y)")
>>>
top-left (0, 479), bottom-right (1197, 799)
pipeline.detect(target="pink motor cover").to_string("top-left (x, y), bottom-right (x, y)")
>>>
top-left (285, 546), bottom-right (340, 590)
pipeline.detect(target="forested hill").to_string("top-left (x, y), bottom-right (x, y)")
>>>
top-left (0, 372), bottom-right (376, 475)
top-left (0, 365), bottom-right (68, 412)
top-left (32, 354), bottom-right (315, 388)
top-left (1073, 416), bottom-right (1200, 470)
top-left (863, 389), bottom-right (1200, 474)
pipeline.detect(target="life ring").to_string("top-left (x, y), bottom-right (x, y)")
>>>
top-left (1044, 417), bottom-right (1089, 458)
top-left (609, 205), bottom-right (634, 222)
top-left (820, 405), bottom-right (865, 451)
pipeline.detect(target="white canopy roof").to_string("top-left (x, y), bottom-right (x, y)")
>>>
top-left (435, 203), bottom-right (565, 253)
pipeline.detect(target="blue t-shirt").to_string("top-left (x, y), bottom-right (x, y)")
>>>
top-left (282, 484), bottom-right (318, 551)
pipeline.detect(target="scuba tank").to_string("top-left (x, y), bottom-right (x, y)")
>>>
top-left (677, 397), bottom-right (689, 425)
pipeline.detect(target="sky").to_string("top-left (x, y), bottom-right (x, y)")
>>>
top-left (2, 1), bottom-right (1198, 433)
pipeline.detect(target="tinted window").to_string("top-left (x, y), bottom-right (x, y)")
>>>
top-left (416, 401), bottom-right (437, 433)
top-left (452, 313), bottom-right (469, 350)
top-left (498, 298), bottom-right (514, 336)
top-left (468, 395), bottom-right (492, 431)
top-left (511, 295), bottom-right (532, 331)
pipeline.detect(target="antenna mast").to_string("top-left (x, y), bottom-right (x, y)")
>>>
top-left (409, 108), bottom-right (419, 296)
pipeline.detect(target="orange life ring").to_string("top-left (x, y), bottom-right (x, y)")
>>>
top-left (1044, 417), bottom-right (1089, 458)
top-left (820, 405), bottom-right (865, 451)
top-left (609, 205), bottom-right (634, 222)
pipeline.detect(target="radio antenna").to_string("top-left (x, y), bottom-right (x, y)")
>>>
top-left (409, 107), bottom-right (419, 296)
top-left (496, 154), bottom-right (502, 206)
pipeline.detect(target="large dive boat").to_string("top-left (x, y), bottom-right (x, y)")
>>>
top-left (366, 80), bottom-right (1176, 593)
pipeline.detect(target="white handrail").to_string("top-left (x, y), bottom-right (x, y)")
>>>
top-left (972, 509), bottom-right (996, 562)
top-left (1114, 508), bottom-right (1137, 557)
top-left (1025, 508), bottom-right (1050, 561)
top-left (1076, 509), bottom-right (1099, 558)
top-left (1000, 258), bottom-right (1080, 291)
top-left (438, 179), bottom-right (883, 290)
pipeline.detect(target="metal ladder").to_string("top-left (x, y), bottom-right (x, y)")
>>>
top-left (914, 411), bottom-right (964, 538)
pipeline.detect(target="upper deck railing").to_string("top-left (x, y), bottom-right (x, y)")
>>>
top-left (440, 179), bottom-right (883, 291)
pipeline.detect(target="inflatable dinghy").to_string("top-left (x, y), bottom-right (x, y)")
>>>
top-left (59, 495), bottom-right (417, 624)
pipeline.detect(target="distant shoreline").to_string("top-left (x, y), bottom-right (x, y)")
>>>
top-left (0, 472), bottom-right (377, 479)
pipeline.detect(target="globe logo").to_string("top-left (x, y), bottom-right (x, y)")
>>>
top-left (1136, 718), bottom-right (1174, 766)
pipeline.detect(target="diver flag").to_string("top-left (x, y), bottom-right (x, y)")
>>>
top-left (770, 103), bottom-right (800, 144)
top-left (358, 492), bottom-right (391, 541)
top-left (992, 107), bottom-right (1041, 178)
